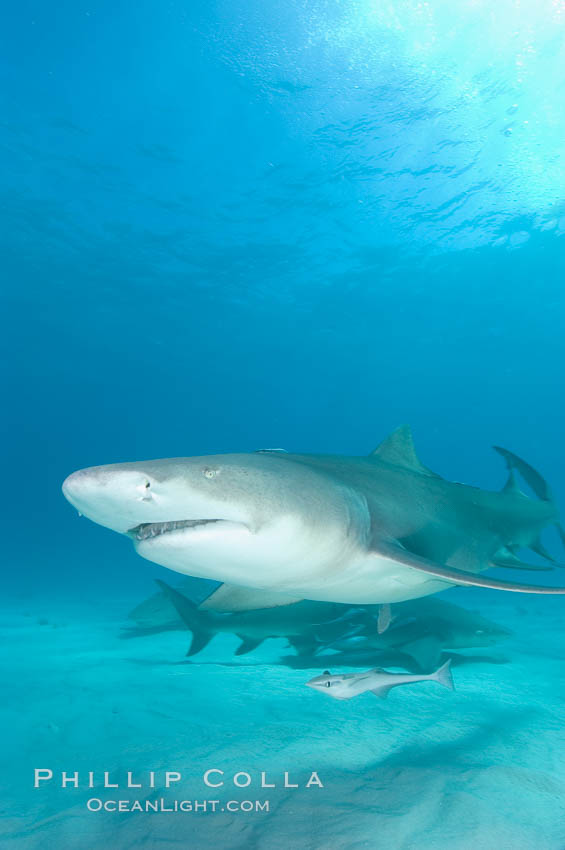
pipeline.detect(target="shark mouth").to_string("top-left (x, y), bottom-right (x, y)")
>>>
top-left (129, 519), bottom-right (221, 541)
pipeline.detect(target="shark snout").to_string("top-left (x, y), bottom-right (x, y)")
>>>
top-left (62, 468), bottom-right (98, 510)
top-left (62, 465), bottom-right (156, 533)
top-left (62, 466), bottom-right (121, 507)
top-left (62, 468), bottom-right (95, 501)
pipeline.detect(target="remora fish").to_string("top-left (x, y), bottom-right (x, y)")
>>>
top-left (62, 426), bottom-right (565, 604)
top-left (306, 659), bottom-right (454, 700)
top-left (153, 580), bottom-right (360, 656)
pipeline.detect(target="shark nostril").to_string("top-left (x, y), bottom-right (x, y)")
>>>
top-left (137, 480), bottom-right (153, 501)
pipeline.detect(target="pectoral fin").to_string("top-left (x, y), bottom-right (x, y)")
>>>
top-left (376, 541), bottom-right (565, 595)
top-left (370, 686), bottom-right (393, 699)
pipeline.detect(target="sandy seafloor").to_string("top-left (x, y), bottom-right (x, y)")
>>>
top-left (2, 586), bottom-right (565, 850)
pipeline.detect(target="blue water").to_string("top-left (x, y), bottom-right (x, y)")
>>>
top-left (3, 1), bottom-right (565, 847)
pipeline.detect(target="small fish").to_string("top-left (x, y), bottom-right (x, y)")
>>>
top-left (306, 659), bottom-right (454, 700)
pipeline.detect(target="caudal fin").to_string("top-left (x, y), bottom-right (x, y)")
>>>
top-left (494, 445), bottom-right (553, 502)
top-left (431, 658), bottom-right (454, 691)
top-left (155, 579), bottom-right (213, 656)
top-left (494, 446), bottom-right (564, 560)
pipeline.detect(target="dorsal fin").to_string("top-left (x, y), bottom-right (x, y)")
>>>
top-left (502, 469), bottom-right (523, 495)
top-left (371, 425), bottom-right (440, 478)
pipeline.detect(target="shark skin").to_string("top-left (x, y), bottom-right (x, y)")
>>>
top-left (61, 426), bottom-right (565, 605)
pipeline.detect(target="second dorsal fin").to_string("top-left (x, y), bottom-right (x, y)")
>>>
top-left (371, 425), bottom-right (440, 478)
top-left (502, 469), bottom-right (523, 495)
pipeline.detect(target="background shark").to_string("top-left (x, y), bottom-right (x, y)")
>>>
top-left (318, 597), bottom-right (512, 671)
top-left (151, 579), bottom-right (364, 656)
top-left (62, 426), bottom-right (565, 604)
top-left (124, 581), bottom-right (511, 667)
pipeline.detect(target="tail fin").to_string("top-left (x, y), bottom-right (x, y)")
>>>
top-left (431, 658), bottom-right (454, 691)
top-left (494, 446), bottom-right (553, 502)
top-left (494, 446), bottom-right (564, 559)
top-left (155, 580), bottom-right (213, 656)
top-left (491, 547), bottom-right (554, 572)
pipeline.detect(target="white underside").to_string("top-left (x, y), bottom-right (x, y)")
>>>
top-left (133, 517), bottom-right (454, 604)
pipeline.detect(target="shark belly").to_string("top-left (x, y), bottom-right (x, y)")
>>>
top-left (132, 514), bottom-right (372, 596)
top-left (272, 551), bottom-right (455, 604)
top-left (134, 519), bottom-right (452, 604)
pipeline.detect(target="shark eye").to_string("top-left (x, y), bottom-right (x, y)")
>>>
top-left (204, 468), bottom-right (218, 479)
top-left (325, 681), bottom-right (331, 688)
top-left (145, 482), bottom-right (151, 489)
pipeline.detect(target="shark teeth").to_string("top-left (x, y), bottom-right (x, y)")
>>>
top-left (130, 519), bottom-right (221, 541)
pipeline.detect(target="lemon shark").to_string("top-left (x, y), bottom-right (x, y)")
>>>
top-left (62, 426), bottom-right (565, 605)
